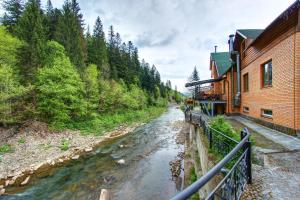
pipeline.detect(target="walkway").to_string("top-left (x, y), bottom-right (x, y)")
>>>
top-left (228, 116), bottom-right (300, 200)
top-left (230, 116), bottom-right (300, 150)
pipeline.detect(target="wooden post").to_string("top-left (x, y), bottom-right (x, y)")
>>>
top-left (99, 189), bottom-right (109, 200)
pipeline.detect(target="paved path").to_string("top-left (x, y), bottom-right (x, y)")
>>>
top-left (230, 116), bottom-right (300, 150)
top-left (230, 116), bottom-right (300, 199)
top-left (242, 151), bottom-right (300, 200)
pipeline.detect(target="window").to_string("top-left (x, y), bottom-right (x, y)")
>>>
top-left (243, 73), bottom-right (249, 92)
top-left (262, 60), bottom-right (272, 87)
top-left (222, 80), bottom-right (226, 94)
top-left (243, 106), bottom-right (249, 113)
top-left (261, 109), bottom-right (273, 118)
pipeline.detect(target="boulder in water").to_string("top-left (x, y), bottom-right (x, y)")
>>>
top-left (21, 176), bottom-right (30, 186)
top-left (117, 159), bottom-right (125, 164)
top-left (72, 155), bottom-right (80, 160)
top-left (0, 188), bottom-right (5, 196)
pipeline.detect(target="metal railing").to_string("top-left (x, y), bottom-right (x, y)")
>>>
top-left (171, 112), bottom-right (252, 200)
top-left (195, 93), bottom-right (224, 101)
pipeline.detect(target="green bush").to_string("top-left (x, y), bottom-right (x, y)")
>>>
top-left (0, 27), bottom-right (29, 126)
top-left (83, 64), bottom-right (100, 114)
top-left (60, 138), bottom-right (70, 151)
top-left (210, 116), bottom-right (240, 141)
top-left (18, 138), bottom-right (25, 144)
top-left (35, 41), bottom-right (87, 129)
top-left (0, 144), bottom-right (12, 154)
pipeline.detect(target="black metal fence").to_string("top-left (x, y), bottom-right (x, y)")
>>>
top-left (171, 112), bottom-right (252, 200)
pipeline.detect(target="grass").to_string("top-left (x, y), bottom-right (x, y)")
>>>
top-left (208, 116), bottom-right (251, 169)
top-left (0, 144), bottom-right (12, 154)
top-left (60, 138), bottom-right (70, 151)
top-left (62, 106), bottom-right (167, 135)
top-left (18, 138), bottom-right (25, 144)
top-left (189, 167), bottom-right (200, 200)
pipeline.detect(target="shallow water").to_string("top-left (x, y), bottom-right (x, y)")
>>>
top-left (2, 106), bottom-right (184, 200)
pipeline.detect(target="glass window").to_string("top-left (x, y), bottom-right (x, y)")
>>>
top-left (262, 60), bottom-right (272, 87)
top-left (243, 73), bottom-right (249, 92)
top-left (243, 106), bottom-right (249, 113)
top-left (262, 109), bottom-right (273, 118)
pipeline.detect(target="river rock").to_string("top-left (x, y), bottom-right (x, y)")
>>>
top-left (0, 185), bottom-right (3, 189)
top-left (99, 189), bottom-right (109, 200)
top-left (72, 155), bottom-right (80, 160)
top-left (117, 159), bottom-right (125, 164)
top-left (85, 147), bottom-right (93, 152)
top-left (21, 176), bottom-right (30, 186)
top-left (0, 188), bottom-right (5, 196)
top-left (58, 159), bottom-right (64, 163)
top-left (119, 144), bottom-right (124, 148)
top-left (4, 180), bottom-right (9, 187)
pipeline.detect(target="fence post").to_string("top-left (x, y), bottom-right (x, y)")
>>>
top-left (240, 128), bottom-right (252, 184)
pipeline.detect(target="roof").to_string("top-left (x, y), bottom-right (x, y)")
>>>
top-left (210, 52), bottom-right (231, 77)
top-left (185, 77), bottom-right (223, 87)
top-left (250, 0), bottom-right (300, 46)
top-left (236, 29), bottom-right (264, 39)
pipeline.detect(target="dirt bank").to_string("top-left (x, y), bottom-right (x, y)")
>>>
top-left (0, 120), bottom-right (143, 195)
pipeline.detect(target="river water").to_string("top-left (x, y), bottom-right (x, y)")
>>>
top-left (3, 106), bottom-right (184, 200)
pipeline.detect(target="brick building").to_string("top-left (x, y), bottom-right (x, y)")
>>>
top-left (187, 1), bottom-right (300, 136)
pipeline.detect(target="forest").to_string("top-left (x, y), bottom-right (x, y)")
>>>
top-left (0, 0), bottom-right (182, 133)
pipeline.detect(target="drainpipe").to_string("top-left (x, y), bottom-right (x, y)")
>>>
top-left (236, 53), bottom-right (241, 95)
top-left (228, 34), bottom-right (241, 107)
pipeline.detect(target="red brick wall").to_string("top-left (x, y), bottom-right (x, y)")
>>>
top-left (240, 33), bottom-right (296, 130)
top-left (295, 31), bottom-right (300, 131)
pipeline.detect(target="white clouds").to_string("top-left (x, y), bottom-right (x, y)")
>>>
top-left (2, 0), bottom-right (295, 92)
top-left (74, 0), bottom-right (294, 92)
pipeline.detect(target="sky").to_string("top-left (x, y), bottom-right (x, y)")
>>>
top-left (1, 0), bottom-right (296, 92)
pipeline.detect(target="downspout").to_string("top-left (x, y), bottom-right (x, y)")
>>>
top-left (226, 79), bottom-right (230, 114)
top-left (236, 53), bottom-right (241, 95)
top-left (228, 34), bottom-right (241, 107)
top-left (231, 67), bottom-right (234, 112)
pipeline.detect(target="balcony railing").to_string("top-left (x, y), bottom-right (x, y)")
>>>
top-left (195, 93), bottom-right (224, 101)
top-left (170, 112), bottom-right (252, 200)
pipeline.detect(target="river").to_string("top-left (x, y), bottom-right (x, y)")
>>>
top-left (2, 106), bottom-right (184, 200)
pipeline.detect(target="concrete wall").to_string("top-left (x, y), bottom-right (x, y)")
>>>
top-left (188, 124), bottom-right (220, 199)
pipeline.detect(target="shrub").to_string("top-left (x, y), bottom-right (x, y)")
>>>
top-left (82, 64), bottom-right (100, 116)
top-left (35, 41), bottom-right (87, 128)
top-left (0, 144), bottom-right (12, 154)
top-left (18, 138), bottom-right (25, 144)
top-left (210, 116), bottom-right (240, 141)
top-left (0, 64), bottom-right (28, 126)
top-left (60, 138), bottom-right (70, 151)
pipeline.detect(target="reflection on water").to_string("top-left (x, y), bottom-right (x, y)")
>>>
top-left (2, 106), bottom-right (184, 200)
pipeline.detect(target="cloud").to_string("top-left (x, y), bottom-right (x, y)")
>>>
top-left (135, 29), bottom-right (178, 48)
top-left (16, 0), bottom-right (296, 92)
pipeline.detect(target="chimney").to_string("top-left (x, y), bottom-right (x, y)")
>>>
top-left (228, 34), bottom-right (234, 52)
top-left (214, 45), bottom-right (217, 53)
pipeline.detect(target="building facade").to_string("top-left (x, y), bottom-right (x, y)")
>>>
top-left (196, 1), bottom-right (300, 136)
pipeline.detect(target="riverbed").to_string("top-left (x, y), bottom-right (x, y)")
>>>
top-left (2, 106), bottom-right (184, 200)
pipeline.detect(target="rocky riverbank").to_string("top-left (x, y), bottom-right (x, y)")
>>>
top-left (0, 120), bottom-right (143, 196)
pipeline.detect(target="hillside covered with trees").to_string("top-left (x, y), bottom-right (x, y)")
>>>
top-left (0, 0), bottom-right (180, 133)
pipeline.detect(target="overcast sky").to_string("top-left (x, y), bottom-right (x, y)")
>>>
top-left (1, 0), bottom-right (296, 92)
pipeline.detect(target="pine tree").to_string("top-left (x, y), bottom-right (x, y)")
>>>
top-left (87, 16), bottom-right (110, 79)
top-left (16, 0), bottom-right (47, 83)
top-left (54, 0), bottom-right (85, 69)
top-left (107, 25), bottom-right (118, 79)
top-left (188, 66), bottom-right (200, 99)
top-left (1, 0), bottom-right (24, 34)
top-left (45, 0), bottom-right (60, 40)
